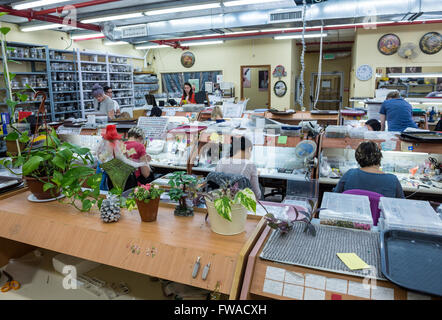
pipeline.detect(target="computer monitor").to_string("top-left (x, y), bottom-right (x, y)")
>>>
top-left (195, 91), bottom-right (207, 104)
top-left (145, 94), bottom-right (157, 107)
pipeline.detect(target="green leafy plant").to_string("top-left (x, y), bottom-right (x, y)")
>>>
top-left (201, 182), bottom-right (256, 222)
top-left (125, 183), bottom-right (163, 211)
top-left (263, 199), bottom-right (322, 236)
top-left (168, 171), bottom-right (198, 216)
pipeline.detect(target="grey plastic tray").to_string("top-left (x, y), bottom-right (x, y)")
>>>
top-left (380, 230), bottom-right (442, 297)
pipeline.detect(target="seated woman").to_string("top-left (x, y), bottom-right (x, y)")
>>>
top-left (215, 136), bottom-right (261, 199)
top-left (365, 119), bottom-right (381, 131)
top-left (124, 127), bottom-right (154, 185)
top-left (333, 141), bottom-right (404, 198)
top-left (180, 82), bottom-right (196, 105)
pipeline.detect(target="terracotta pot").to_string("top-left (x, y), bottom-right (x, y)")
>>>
top-left (136, 198), bottom-right (160, 222)
top-left (6, 140), bottom-right (25, 156)
top-left (25, 176), bottom-right (61, 200)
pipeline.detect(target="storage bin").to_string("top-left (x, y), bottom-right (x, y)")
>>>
top-left (320, 192), bottom-right (373, 230)
top-left (281, 125), bottom-right (302, 137)
top-left (325, 125), bottom-right (348, 138)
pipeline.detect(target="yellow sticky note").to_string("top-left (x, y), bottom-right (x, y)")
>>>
top-left (336, 253), bottom-right (370, 270)
top-left (210, 132), bottom-right (220, 143)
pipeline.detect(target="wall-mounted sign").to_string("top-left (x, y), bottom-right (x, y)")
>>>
top-left (181, 51), bottom-right (195, 68)
top-left (272, 65), bottom-right (287, 78)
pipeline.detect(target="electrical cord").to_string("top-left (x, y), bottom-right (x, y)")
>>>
top-left (313, 25), bottom-right (324, 110)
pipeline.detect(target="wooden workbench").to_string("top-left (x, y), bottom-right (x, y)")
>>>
top-left (264, 111), bottom-right (340, 126)
top-left (240, 226), bottom-right (440, 300)
top-left (0, 190), bottom-right (266, 299)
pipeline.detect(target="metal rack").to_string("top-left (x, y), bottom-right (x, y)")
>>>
top-left (0, 41), bottom-right (52, 121)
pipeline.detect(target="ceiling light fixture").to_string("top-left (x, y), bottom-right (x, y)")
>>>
top-left (71, 32), bottom-right (105, 40)
top-left (274, 33), bottom-right (328, 40)
top-left (135, 43), bottom-right (169, 50)
top-left (104, 40), bottom-right (129, 46)
top-left (387, 73), bottom-right (442, 78)
top-left (81, 13), bottom-right (144, 24)
top-left (145, 3), bottom-right (220, 16)
top-left (12, 0), bottom-right (69, 10)
top-left (180, 40), bottom-right (224, 46)
top-left (224, 0), bottom-right (281, 7)
top-left (20, 23), bottom-right (66, 32)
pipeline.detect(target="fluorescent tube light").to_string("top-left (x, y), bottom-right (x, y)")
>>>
top-left (71, 32), bottom-right (104, 40)
top-left (81, 13), bottom-right (144, 24)
top-left (224, 0), bottom-right (280, 7)
top-left (181, 40), bottom-right (224, 46)
top-left (387, 73), bottom-right (442, 78)
top-left (224, 30), bottom-right (260, 35)
top-left (13, 0), bottom-right (69, 10)
top-left (145, 3), bottom-right (220, 16)
top-left (20, 23), bottom-right (65, 32)
top-left (274, 33), bottom-right (328, 40)
top-left (104, 40), bottom-right (129, 46)
top-left (135, 43), bottom-right (169, 50)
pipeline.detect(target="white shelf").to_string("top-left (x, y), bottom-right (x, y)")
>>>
top-left (81, 71), bottom-right (107, 74)
top-left (80, 61), bottom-right (107, 65)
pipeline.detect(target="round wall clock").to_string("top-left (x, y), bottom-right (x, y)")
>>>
top-left (419, 32), bottom-right (442, 55)
top-left (378, 34), bottom-right (401, 55)
top-left (356, 64), bottom-right (373, 81)
top-left (181, 51), bottom-right (195, 68)
top-left (274, 80), bottom-right (287, 97)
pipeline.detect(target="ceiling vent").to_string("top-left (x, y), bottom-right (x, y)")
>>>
top-left (269, 9), bottom-right (303, 23)
top-left (118, 24), bottom-right (148, 38)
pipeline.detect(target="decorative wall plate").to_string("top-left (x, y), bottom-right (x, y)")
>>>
top-left (419, 32), bottom-right (442, 55)
top-left (378, 34), bottom-right (401, 55)
top-left (356, 64), bottom-right (373, 81)
top-left (274, 80), bottom-right (287, 97)
top-left (272, 65), bottom-right (287, 78)
top-left (181, 51), bottom-right (195, 68)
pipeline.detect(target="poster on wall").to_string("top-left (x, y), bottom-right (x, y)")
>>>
top-left (386, 67), bottom-right (403, 74)
top-left (405, 67), bottom-right (422, 73)
top-left (259, 70), bottom-right (269, 91)
top-left (242, 68), bottom-right (251, 88)
top-left (188, 79), bottom-right (199, 93)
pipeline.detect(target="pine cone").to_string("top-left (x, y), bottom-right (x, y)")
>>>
top-left (100, 195), bottom-right (121, 223)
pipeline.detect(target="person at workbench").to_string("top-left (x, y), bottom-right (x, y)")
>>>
top-left (379, 91), bottom-right (417, 132)
top-left (103, 85), bottom-right (121, 117)
top-left (124, 127), bottom-right (154, 185)
top-left (365, 119), bottom-right (381, 131)
top-left (179, 82), bottom-right (196, 105)
top-left (215, 136), bottom-right (262, 199)
top-left (92, 84), bottom-right (116, 119)
top-left (333, 141), bottom-right (404, 198)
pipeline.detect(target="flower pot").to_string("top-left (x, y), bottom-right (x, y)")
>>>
top-left (6, 140), bottom-right (25, 156)
top-left (136, 198), bottom-right (160, 222)
top-left (25, 176), bottom-right (61, 200)
top-left (206, 199), bottom-right (248, 236)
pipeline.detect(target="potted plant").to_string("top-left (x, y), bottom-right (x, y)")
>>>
top-left (198, 183), bottom-right (257, 235)
top-left (263, 199), bottom-right (321, 236)
top-left (168, 171), bottom-right (198, 217)
top-left (125, 184), bottom-right (164, 222)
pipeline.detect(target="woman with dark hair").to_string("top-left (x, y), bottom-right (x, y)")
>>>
top-left (215, 136), bottom-right (261, 199)
top-left (180, 82), bottom-right (196, 105)
top-left (365, 119), bottom-right (381, 131)
top-left (92, 84), bottom-right (115, 119)
top-left (333, 141), bottom-right (404, 198)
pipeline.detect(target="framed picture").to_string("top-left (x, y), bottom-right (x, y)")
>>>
top-left (419, 32), bottom-right (442, 55)
top-left (181, 51), bottom-right (195, 68)
top-left (386, 67), bottom-right (403, 74)
top-left (405, 67), bottom-right (422, 73)
top-left (274, 80), bottom-right (287, 97)
top-left (242, 68), bottom-right (251, 88)
top-left (188, 79), bottom-right (199, 92)
top-left (378, 34), bottom-right (401, 55)
top-left (259, 70), bottom-right (269, 91)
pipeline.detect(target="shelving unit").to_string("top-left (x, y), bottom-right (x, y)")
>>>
top-left (0, 41), bottom-right (52, 121)
top-left (49, 48), bottom-right (81, 121)
top-left (108, 53), bottom-right (135, 109)
top-left (134, 72), bottom-right (159, 108)
top-left (377, 83), bottom-right (437, 98)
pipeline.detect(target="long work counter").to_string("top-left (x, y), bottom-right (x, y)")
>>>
top-left (0, 190), bottom-right (266, 299)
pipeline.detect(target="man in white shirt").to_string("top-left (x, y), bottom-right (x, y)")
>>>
top-left (104, 86), bottom-right (121, 116)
